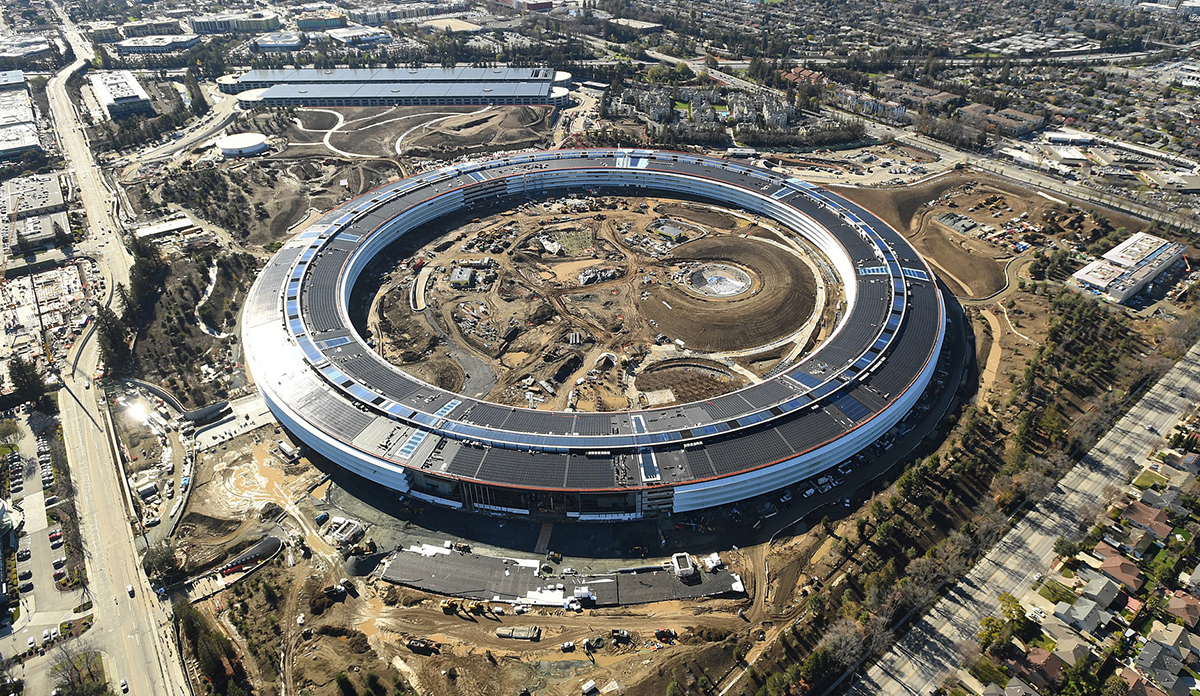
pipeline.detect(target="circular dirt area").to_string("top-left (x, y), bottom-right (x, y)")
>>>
top-left (638, 236), bottom-right (817, 353)
top-left (685, 263), bottom-right (753, 298)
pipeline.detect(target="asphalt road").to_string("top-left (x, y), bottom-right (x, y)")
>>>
top-left (850, 341), bottom-right (1200, 696)
top-left (35, 5), bottom-right (189, 693)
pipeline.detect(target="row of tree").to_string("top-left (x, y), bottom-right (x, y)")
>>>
top-left (174, 599), bottom-right (248, 696)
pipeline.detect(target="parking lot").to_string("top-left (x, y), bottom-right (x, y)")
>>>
top-left (2, 427), bottom-right (91, 662)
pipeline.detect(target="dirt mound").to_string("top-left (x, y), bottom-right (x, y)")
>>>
top-left (177, 512), bottom-right (243, 538)
top-left (656, 203), bottom-right (739, 230)
top-left (405, 106), bottom-right (553, 154)
top-left (636, 360), bottom-right (748, 404)
top-left (909, 225), bottom-right (1006, 297)
top-left (638, 236), bottom-right (817, 352)
top-left (829, 173), bottom-right (967, 233)
top-left (830, 174), bottom-right (1007, 298)
top-left (297, 110), bottom-right (339, 131)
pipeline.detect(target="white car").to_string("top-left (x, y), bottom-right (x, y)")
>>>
top-left (119, 679), bottom-right (128, 692)
top-left (126, 584), bottom-right (134, 597)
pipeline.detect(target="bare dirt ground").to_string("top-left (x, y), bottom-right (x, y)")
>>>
top-left (832, 170), bottom-right (1153, 299)
top-left (347, 583), bottom-right (747, 696)
top-left (369, 195), bottom-right (834, 411)
top-left (125, 157), bottom-right (405, 249)
top-left (252, 105), bottom-right (554, 159)
top-left (638, 235), bottom-right (817, 352)
top-left (401, 106), bottom-right (555, 156)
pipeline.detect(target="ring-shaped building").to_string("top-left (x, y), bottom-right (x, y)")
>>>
top-left (242, 149), bottom-right (946, 520)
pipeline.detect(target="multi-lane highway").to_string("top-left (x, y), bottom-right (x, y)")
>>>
top-left (23, 5), bottom-right (189, 693)
top-left (850, 341), bottom-right (1200, 695)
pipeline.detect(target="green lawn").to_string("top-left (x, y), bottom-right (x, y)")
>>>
top-left (1029, 631), bottom-right (1057, 652)
top-left (1133, 470), bottom-right (1168, 489)
top-left (1039, 580), bottom-right (1076, 605)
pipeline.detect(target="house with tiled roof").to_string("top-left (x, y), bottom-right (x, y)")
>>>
top-left (1123, 500), bottom-right (1172, 539)
top-left (1099, 554), bottom-right (1145, 592)
top-left (1167, 590), bottom-right (1200, 628)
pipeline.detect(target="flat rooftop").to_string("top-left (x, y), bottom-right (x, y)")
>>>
top-left (1073, 259), bottom-right (1126, 288)
top-left (88, 70), bottom-right (152, 106)
top-left (236, 66), bottom-right (557, 85)
top-left (0, 70), bottom-right (25, 91)
top-left (3, 175), bottom-right (63, 217)
top-left (1103, 231), bottom-right (1172, 268)
top-left (257, 80), bottom-right (550, 101)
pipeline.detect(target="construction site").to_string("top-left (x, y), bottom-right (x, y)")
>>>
top-left (367, 195), bottom-right (842, 412)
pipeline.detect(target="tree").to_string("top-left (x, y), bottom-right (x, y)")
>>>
top-left (335, 673), bottom-right (358, 696)
top-left (141, 541), bottom-right (176, 578)
top-left (184, 68), bottom-right (209, 118)
top-left (49, 638), bottom-right (112, 695)
top-left (807, 593), bottom-right (827, 621)
top-left (977, 616), bottom-right (1004, 652)
top-left (0, 419), bottom-right (20, 445)
top-left (999, 592), bottom-right (1025, 631)
top-left (819, 619), bottom-right (866, 667)
top-left (1062, 655), bottom-right (1099, 695)
top-left (800, 646), bottom-right (836, 684)
top-left (1101, 675), bottom-right (1130, 696)
top-left (94, 306), bottom-right (132, 371)
top-left (8, 355), bottom-right (45, 405)
top-left (1054, 536), bottom-right (1080, 559)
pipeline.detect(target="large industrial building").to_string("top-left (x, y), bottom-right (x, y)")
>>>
top-left (1072, 231), bottom-right (1186, 303)
top-left (348, 2), bottom-right (469, 26)
top-left (121, 18), bottom-right (182, 37)
top-left (88, 71), bottom-right (155, 119)
top-left (0, 71), bottom-right (40, 161)
top-left (0, 35), bottom-right (53, 60)
top-left (242, 149), bottom-right (947, 521)
top-left (188, 10), bottom-right (282, 34)
top-left (221, 66), bottom-right (572, 108)
top-left (255, 31), bottom-right (307, 52)
top-left (115, 34), bottom-right (200, 55)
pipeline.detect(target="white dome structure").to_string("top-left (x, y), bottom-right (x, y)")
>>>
top-left (216, 132), bottom-right (268, 157)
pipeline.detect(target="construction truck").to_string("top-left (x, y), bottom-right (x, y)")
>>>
top-left (405, 638), bottom-right (438, 654)
top-left (439, 599), bottom-right (459, 614)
